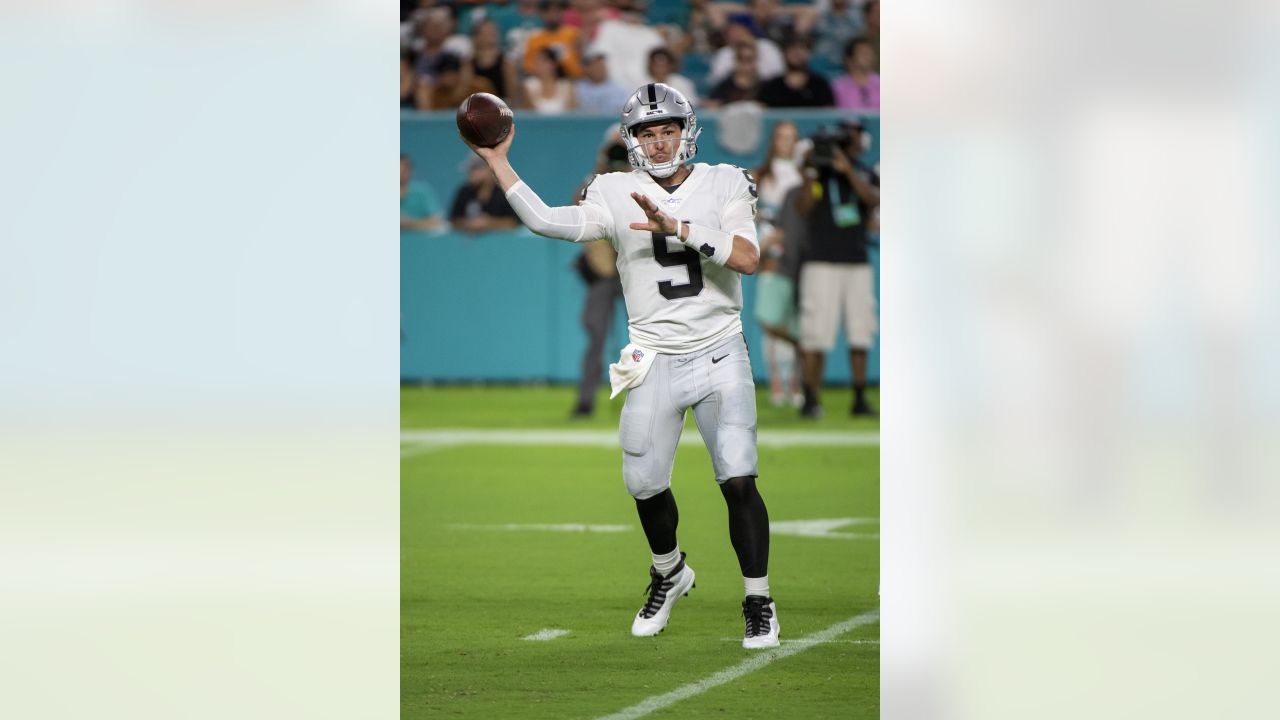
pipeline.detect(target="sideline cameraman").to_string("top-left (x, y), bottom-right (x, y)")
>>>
top-left (797, 122), bottom-right (880, 418)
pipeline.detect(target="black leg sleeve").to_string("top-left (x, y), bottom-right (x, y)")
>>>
top-left (720, 475), bottom-right (770, 577)
top-left (634, 488), bottom-right (679, 555)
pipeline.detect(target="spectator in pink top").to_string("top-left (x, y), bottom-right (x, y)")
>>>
top-left (832, 37), bottom-right (879, 111)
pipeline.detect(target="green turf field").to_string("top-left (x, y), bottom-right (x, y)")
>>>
top-left (402, 386), bottom-right (879, 719)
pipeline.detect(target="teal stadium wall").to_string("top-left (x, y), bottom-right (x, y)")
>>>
top-left (401, 110), bottom-right (879, 385)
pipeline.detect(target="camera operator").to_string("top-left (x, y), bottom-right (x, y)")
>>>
top-left (797, 121), bottom-right (880, 418)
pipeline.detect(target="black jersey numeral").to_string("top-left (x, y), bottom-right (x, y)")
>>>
top-left (651, 232), bottom-right (704, 299)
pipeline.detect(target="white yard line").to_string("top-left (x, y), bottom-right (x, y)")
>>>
top-left (401, 428), bottom-right (878, 450)
top-left (522, 628), bottom-right (571, 641)
top-left (449, 520), bottom-right (878, 539)
top-left (450, 523), bottom-right (632, 533)
top-left (718, 638), bottom-right (879, 644)
top-left (771, 518), bottom-right (880, 541)
top-left (592, 608), bottom-right (880, 720)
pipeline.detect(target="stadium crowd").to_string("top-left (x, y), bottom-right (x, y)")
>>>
top-left (400, 0), bottom-right (879, 114)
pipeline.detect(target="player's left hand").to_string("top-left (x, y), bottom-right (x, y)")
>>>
top-left (629, 192), bottom-right (678, 236)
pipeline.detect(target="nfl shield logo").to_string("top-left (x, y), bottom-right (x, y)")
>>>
top-left (632, 349), bottom-right (644, 363)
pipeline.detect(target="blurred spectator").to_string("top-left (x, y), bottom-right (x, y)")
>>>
top-left (759, 36), bottom-right (834, 108)
top-left (452, 3), bottom-right (486, 37)
top-left (754, 121), bottom-right (804, 228)
top-left (797, 123), bottom-right (880, 418)
top-left (646, 0), bottom-right (696, 52)
top-left (570, 137), bottom-right (629, 418)
top-left (449, 157), bottom-right (522, 234)
top-left (708, 18), bottom-right (783, 85)
top-left (523, 0), bottom-right (583, 79)
top-left (469, 18), bottom-right (521, 107)
top-left (416, 53), bottom-right (495, 111)
top-left (646, 47), bottom-right (699, 106)
top-left (401, 154), bottom-right (443, 231)
top-left (590, 15), bottom-right (666, 94)
top-left (576, 47), bottom-right (630, 114)
top-left (660, 0), bottom-right (721, 56)
top-left (832, 37), bottom-right (879, 110)
top-left (564, 0), bottom-right (619, 43)
top-left (677, 0), bottom-right (719, 56)
top-left (863, 0), bottom-right (880, 71)
top-left (706, 42), bottom-right (763, 107)
top-left (523, 47), bottom-right (577, 113)
top-left (708, 0), bottom-right (817, 45)
top-left (488, 0), bottom-right (545, 57)
top-left (401, 51), bottom-right (418, 109)
top-left (752, 0), bottom-right (796, 44)
top-left (409, 7), bottom-right (473, 81)
top-left (752, 121), bottom-right (806, 407)
top-left (812, 0), bottom-right (865, 69)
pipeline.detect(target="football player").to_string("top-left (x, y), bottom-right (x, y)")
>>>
top-left (462, 83), bottom-right (779, 649)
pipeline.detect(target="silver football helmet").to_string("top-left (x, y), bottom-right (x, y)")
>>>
top-left (618, 83), bottom-right (701, 178)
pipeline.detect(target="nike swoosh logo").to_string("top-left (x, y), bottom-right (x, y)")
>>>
top-left (711, 354), bottom-right (729, 364)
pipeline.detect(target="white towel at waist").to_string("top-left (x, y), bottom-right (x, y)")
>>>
top-left (608, 343), bottom-right (658, 399)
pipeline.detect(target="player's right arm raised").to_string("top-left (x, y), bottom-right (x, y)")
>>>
top-left (463, 124), bottom-right (611, 243)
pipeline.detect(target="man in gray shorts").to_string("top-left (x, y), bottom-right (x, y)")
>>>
top-left (463, 82), bottom-right (781, 649)
top-left (798, 121), bottom-right (880, 418)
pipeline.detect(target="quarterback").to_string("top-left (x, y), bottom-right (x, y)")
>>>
top-left (463, 83), bottom-right (779, 649)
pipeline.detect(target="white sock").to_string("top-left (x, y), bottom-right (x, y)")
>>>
top-left (744, 575), bottom-right (770, 598)
top-left (652, 547), bottom-right (682, 576)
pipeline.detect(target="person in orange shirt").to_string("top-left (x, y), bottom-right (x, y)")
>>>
top-left (522, 0), bottom-right (582, 79)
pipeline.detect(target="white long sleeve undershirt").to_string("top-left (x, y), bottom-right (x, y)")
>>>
top-left (505, 180), bottom-right (610, 243)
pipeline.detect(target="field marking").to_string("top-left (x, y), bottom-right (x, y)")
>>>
top-left (592, 608), bottom-right (880, 720)
top-left (718, 638), bottom-right (879, 645)
top-left (771, 518), bottom-right (880, 540)
top-left (449, 519), bottom-right (879, 539)
top-left (522, 628), bottom-right (571, 641)
top-left (450, 523), bottom-right (632, 533)
top-left (401, 428), bottom-right (878, 451)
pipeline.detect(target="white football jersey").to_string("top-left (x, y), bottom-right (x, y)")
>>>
top-left (578, 163), bottom-right (759, 354)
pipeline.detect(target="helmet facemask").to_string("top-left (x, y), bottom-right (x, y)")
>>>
top-left (623, 121), bottom-right (701, 178)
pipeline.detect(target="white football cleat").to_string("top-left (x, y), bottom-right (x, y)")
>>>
top-left (631, 553), bottom-right (695, 637)
top-left (741, 595), bottom-right (780, 649)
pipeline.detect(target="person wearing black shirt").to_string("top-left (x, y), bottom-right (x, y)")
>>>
top-left (707, 43), bottom-right (763, 108)
top-left (797, 123), bottom-right (879, 417)
top-left (759, 37), bottom-right (835, 109)
top-left (449, 157), bottom-right (522, 234)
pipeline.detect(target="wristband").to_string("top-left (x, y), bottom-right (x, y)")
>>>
top-left (683, 222), bottom-right (734, 267)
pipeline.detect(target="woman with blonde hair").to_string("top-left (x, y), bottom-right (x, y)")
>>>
top-left (751, 121), bottom-right (805, 407)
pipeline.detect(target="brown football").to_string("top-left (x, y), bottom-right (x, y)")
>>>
top-left (456, 93), bottom-right (513, 148)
